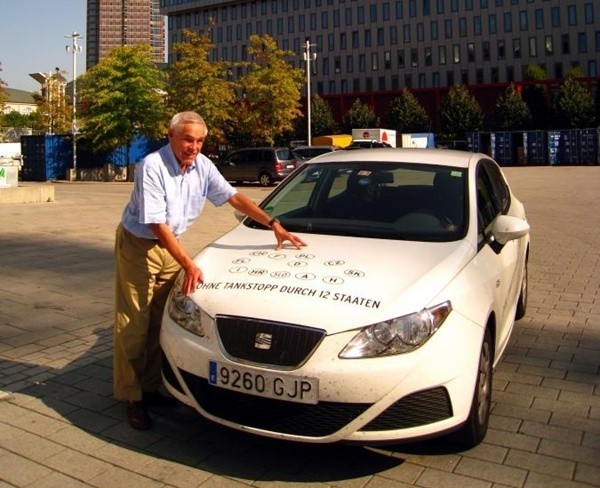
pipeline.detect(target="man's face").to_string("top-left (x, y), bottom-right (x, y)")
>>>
top-left (168, 122), bottom-right (207, 170)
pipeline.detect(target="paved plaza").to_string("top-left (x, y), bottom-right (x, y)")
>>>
top-left (0, 166), bottom-right (599, 487)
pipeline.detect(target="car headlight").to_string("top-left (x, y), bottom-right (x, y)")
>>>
top-left (167, 272), bottom-right (204, 336)
top-left (339, 301), bottom-right (452, 358)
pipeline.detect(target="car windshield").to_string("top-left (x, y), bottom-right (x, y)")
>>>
top-left (247, 161), bottom-right (468, 242)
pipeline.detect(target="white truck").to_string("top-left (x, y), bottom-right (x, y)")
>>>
top-left (351, 128), bottom-right (397, 148)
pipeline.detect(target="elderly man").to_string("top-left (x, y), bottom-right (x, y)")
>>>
top-left (114, 111), bottom-right (306, 429)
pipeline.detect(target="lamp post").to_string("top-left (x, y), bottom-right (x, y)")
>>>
top-left (302, 40), bottom-right (317, 147)
top-left (65, 31), bottom-right (83, 178)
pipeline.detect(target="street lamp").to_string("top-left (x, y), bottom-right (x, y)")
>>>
top-left (302, 40), bottom-right (317, 147)
top-left (65, 31), bottom-right (83, 178)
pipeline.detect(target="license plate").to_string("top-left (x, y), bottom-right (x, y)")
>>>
top-left (208, 360), bottom-right (318, 405)
top-left (285, 164), bottom-right (295, 169)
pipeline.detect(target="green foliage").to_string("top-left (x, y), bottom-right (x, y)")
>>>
top-left (342, 99), bottom-right (380, 133)
top-left (388, 88), bottom-right (430, 133)
top-left (439, 84), bottom-right (483, 139)
top-left (491, 84), bottom-right (532, 131)
top-left (1, 111), bottom-right (38, 129)
top-left (294, 95), bottom-right (339, 140)
top-left (0, 61), bottom-right (6, 112)
top-left (168, 29), bottom-right (236, 146)
top-left (34, 70), bottom-right (71, 134)
top-left (79, 44), bottom-right (168, 159)
top-left (550, 76), bottom-right (596, 129)
top-left (523, 64), bottom-right (547, 82)
top-left (232, 34), bottom-right (304, 146)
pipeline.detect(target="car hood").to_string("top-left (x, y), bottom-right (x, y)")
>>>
top-left (190, 225), bottom-right (474, 333)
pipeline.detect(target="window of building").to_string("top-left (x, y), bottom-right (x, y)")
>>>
top-left (345, 7), bottom-right (352, 25)
top-left (555, 62), bottom-right (563, 79)
top-left (366, 77), bottom-right (373, 91)
top-left (410, 48), bottom-right (418, 66)
top-left (396, 0), bottom-right (404, 19)
top-left (459, 18), bottom-right (467, 37)
top-left (551, 7), bottom-right (560, 27)
top-left (409, 0), bottom-right (417, 17)
top-left (476, 68), bottom-right (483, 84)
top-left (383, 2), bottom-right (391, 21)
top-left (398, 49), bottom-right (405, 68)
top-left (507, 66), bottom-right (514, 82)
top-left (347, 55), bottom-right (354, 72)
top-left (529, 37), bottom-right (537, 56)
top-left (461, 69), bottom-right (469, 84)
top-left (392, 75), bottom-right (399, 89)
top-left (519, 10), bottom-right (528, 30)
top-left (322, 57), bottom-right (329, 75)
top-left (439, 45), bottom-right (446, 64)
top-left (474, 16), bottom-right (482, 36)
top-left (424, 0), bottom-right (431, 15)
top-left (584, 3), bottom-right (594, 24)
top-left (405, 74), bottom-right (412, 88)
top-left (437, 0), bottom-right (444, 14)
top-left (578, 32), bottom-right (588, 53)
top-left (444, 19), bottom-right (452, 39)
top-left (466, 0), bottom-right (473, 10)
top-left (467, 43), bottom-right (475, 62)
top-left (567, 5), bottom-right (577, 26)
top-left (341, 79), bottom-right (348, 93)
top-left (322, 11), bottom-right (328, 28)
top-left (299, 14), bottom-right (305, 31)
top-left (431, 20), bottom-right (438, 40)
top-left (588, 59), bottom-right (597, 76)
top-left (418, 73), bottom-right (426, 88)
top-left (545, 35), bottom-right (554, 55)
top-left (491, 67), bottom-right (499, 82)
top-left (425, 46), bottom-right (432, 65)
top-left (365, 29), bottom-right (372, 47)
top-left (236, 24), bottom-right (242, 40)
top-left (353, 78), bottom-right (361, 92)
top-left (328, 80), bottom-right (335, 94)
top-left (358, 5), bottom-right (365, 23)
top-left (276, 18), bottom-right (283, 34)
top-left (352, 30), bottom-right (359, 48)
top-left (596, 31), bottom-right (600, 52)
top-left (390, 25), bottom-right (398, 44)
top-left (334, 56), bottom-right (341, 73)
top-left (328, 33), bottom-right (335, 50)
top-left (498, 40), bottom-right (505, 59)
top-left (432, 72), bottom-right (440, 86)
top-left (371, 3), bottom-right (378, 22)
top-left (340, 32), bottom-right (347, 49)
top-left (417, 23), bottom-right (424, 41)
top-left (504, 12), bottom-right (512, 32)
top-left (535, 9), bottom-right (544, 29)
top-left (385, 50), bottom-right (392, 68)
top-left (453, 44), bottom-right (460, 63)
top-left (489, 13), bottom-right (497, 34)
top-left (333, 9), bottom-right (340, 27)
top-left (562, 33), bottom-right (570, 54)
top-left (483, 41), bottom-right (490, 60)
top-left (288, 17), bottom-right (294, 33)
top-left (310, 13), bottom-right (317, 30)
top-left (446, 71), bottom-right (454, 86)
top-left (379, 76), bottom-right (386, 90)
top-left (513, 38), bottom-right (521, 58)
top-left (404, 24), bottom-right (411, 42)
top-left (359, 53), bottom-right (366, 72)
top-left (451, 0), bottom-right (458, 13)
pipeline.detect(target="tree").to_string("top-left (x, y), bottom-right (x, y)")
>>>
top-left (342, 99), bottom-right (380, 133)
top-left (294, 95), bottom-right (339, 141)
top-left (1, 111), bottom-right (38, 130)
top-left (388, 88), bottom-right (430, 133)
top-left (439, 84), bottom-right (483, 139)
top-left (233, 34), bottom-right (304, 146)
top-left (168, 29), bottom-right (236, 147)
top-left (79, 44), bottom-right (168, 162)
top-left (522, 64), bottom-right (549, 129)
top-left (0, 61), bottom-right (7, 114)
top-left (490, 83), bottom-right (532, 131)
top-left (550, 74), bottom-right (596, 129)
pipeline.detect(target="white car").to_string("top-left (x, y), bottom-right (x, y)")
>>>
top-left (161, 148), bottom-right (530, 448)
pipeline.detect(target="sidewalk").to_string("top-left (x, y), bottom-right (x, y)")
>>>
top-left (0, 168), bottom-right (599, 487)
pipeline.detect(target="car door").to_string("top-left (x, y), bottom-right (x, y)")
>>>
top-left (225, 150), bottom-right (247, 181)
top-left (475, 159), bottom-right (522, 351)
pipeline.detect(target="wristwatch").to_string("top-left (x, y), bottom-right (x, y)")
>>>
top-left (268, 217), bottom-right (280, 228)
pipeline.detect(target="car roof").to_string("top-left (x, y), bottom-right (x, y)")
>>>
top-left (307, 148), bottom-right (482, 169)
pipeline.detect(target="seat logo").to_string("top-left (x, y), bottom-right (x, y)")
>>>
top-left (254, 332), bottom-right (272, 350)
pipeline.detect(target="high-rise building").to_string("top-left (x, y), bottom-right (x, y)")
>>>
top-left (86, 0), bottom-right (166, 69)
top-left (159, 0), bottom-right (599, 96)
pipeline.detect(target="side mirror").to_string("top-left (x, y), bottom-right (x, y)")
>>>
top-left (491, 215), bottom-right (530, 245)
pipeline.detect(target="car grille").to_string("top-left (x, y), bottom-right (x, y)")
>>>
top-left (215, 315), bottom-right (326, 368)
top-left (179, 370), bottom-right (370, 437)
top-left (176, 369), bottom-right (454, 437)
top-left (359, 387), bottom-right (453, 431)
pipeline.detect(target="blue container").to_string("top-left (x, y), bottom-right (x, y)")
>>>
top-left (578, 129), bottom-right (599, 165)
top-left (523, 131), bottom-right (547, 166)
top-left (547, 130), bottom-right (580, 165)
top-left (491, 132), bottom-right (514, 165)
top-left (20, 135), bottom-right (72, 181)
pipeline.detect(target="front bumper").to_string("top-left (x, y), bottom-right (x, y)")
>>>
top-left (160, 309), bottom-right (483, 443)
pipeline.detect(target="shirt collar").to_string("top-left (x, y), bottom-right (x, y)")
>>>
top-left (164, 144), bottom-right (197, 175)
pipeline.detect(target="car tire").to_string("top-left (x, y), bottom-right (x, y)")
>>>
top-left (258, 172), bottom-right (274, 186)
top-left (453, 326), bottom-right (493, 449)
top-left (515, 258), bottom-right (528, 320)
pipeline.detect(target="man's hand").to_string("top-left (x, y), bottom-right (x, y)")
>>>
top-left (182, 263), bottom-right (204, 296)
top-left (272, 222), bottom-right (307, 250)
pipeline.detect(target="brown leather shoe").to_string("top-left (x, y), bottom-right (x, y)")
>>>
top-left (126, 401), bottom-right (151, 430)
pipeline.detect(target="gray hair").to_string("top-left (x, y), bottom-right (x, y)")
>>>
top-left (169, 112), bottom-right (208, 135)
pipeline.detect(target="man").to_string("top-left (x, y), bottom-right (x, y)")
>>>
top-left (114, 111), bottom-right (306, 429)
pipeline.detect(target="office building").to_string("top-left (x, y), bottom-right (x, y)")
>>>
top-left (87, 0), bottom-right (166, 69)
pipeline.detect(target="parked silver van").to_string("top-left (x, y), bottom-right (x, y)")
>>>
top-left (215, 147), bottom-right (296, 186)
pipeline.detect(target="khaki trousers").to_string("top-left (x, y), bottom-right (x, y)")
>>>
top-left (113, 224), bottom-right (180, 401)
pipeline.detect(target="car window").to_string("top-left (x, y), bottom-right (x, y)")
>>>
top-left (276, 148), bottom-right (292, 161)
top-left (476, 161), bottom-right (499, 236)
top-left (257, 162), bottom-right (467, 242)
top-left (228, 151), bottom-right (245, 164)
top-left (482, 160), bottom-right (510, 213)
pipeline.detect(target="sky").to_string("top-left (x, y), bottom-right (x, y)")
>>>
top-left (1, 0), bottom-right (87, 92)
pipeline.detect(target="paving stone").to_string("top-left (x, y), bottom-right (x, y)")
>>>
top-left (454, 457), bottom-right (527, 487)
top-left (538, 438), bottom-right (600, 466)
top-left (519, 420), bottom-right (583, 445)
top-left (504, 449), bottom-right (575, 480)
top-left (416, 468), bottom-right (491, 488)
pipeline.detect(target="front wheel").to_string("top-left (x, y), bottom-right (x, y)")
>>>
top-left (258, 172), bottom-right (273, 186)
top-left (452, 327), bottom-right (493, 449)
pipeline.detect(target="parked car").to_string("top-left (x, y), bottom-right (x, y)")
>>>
top-left (161, 148), bottom-right (530, 447)
top-left (214, 147), bottom-right (296, 186)
top-left (292, 145), bottom-right (339, 167)
top-left (346, 139), bottom-right (393, 149)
